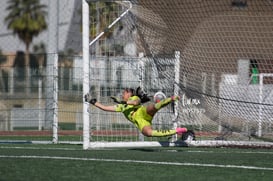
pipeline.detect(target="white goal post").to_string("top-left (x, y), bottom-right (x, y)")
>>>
top-left (82, 0), bottom-right (182, 149)
top-left (82, 0), bottom-right (90, 150)
top-left (258, 73), bottom-right (273, 137)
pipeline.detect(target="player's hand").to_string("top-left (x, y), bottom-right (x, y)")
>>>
top-left (84, 93), bottom-right (97, 105)
top-left (89, 98), bottom-right (97, 105)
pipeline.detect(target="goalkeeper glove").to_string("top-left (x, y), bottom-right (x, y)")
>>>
top-left (84, 93), bottom-right (97, 105)
top-left (89, 98), bottom-right (97, 105)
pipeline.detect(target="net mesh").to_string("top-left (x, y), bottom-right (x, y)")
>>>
top-left (124, 0), bottom-right (273, 142)
top-left (0, 0), bottom-right (272, 147)
top-left (88, 54), bottom-right (178, 143)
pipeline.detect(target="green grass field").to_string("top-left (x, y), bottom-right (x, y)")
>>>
top-left (0, 143), bottom-right (273, 181)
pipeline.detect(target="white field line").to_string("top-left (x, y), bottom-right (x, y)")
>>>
top-left (0, 146), bottom-right (81, 151)
top-left (187, 150), bottom-right (273, 154)
top-left (1, 146), bottom-right (273, 155)
top-left (0, 155), bottom-right (273, 171)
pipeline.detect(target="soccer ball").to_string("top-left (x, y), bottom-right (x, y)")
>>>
top-left (153, 91), bottom-right (166, 103)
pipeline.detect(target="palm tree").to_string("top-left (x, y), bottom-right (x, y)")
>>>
top-left (90, 2), bottom-right (116, 39)
top-left (5, 0), bottom-right (47, 93)
top-left (5, 0), bottom-right (47, 63)
top-left (89, 2), bottom-right (121, 55)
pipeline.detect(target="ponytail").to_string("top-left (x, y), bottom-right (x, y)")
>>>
top-left (136, 87), bottom-right (150, 103)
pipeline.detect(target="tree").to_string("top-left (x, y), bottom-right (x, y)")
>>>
top-left (5, 0), bottom-right (47, 93)
top-left (89, 2), bottom-right (122, 55)
top-left (90, 2), bottom-right (117, 39)
top-left (5, 0), bottom-right (47, 66)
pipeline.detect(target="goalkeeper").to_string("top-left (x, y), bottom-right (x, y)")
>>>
top-left (85, 87), bottom-right (187, 137)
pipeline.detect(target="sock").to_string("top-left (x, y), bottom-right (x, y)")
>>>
top-left (151, 129), bottom-right (176, 137)
top-left (154, 98), bottom-right (172, 110)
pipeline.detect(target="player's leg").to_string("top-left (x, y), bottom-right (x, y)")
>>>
top-left (142, 126), bottom-right (187, 137)
top-left (144, 96), bottom-right (188, 136)
top-left (134, 105), bottom-right (187, 137)
top-left (155, 95), bottom-right (180, 110)
top-left (146, 96), bottom-right (180, 116)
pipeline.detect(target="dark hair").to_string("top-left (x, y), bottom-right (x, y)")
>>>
top-left (136, 86), bottom-right (150, 103)
top-left (124, 88), bottom-right (135, 95)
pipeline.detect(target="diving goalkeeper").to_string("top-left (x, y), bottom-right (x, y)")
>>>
top-left (85, 87), bottom-right (188, 137)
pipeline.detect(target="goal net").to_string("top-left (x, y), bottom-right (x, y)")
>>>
top-left (83, 0), bottom-right (273, 149)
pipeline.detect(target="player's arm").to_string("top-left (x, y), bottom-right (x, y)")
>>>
top-left (110, 96), bottom-right (140, 106)
top-left (126, 98), bottom-right (140, 106)
top-left (93, 101), bottom-right (116, 112)
top-left (84, 94), bottom-right (116, 112)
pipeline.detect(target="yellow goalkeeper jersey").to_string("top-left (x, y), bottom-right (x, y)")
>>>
top-left (114, 96), bottom-right (153, 131)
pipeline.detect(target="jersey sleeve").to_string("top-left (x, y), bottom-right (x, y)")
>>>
top-left (114, 96), bottom-right (140, 112)
top-left (129, 95), bottom-right (140, 101)
top-left (114, 104), bottom-right (125, 112)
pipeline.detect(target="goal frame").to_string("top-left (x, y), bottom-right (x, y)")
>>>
top-left (258, 73), bottom-right (273, 137)
top-left (81, 1), bottom-right (273, 150)
top-left (82, 0), bottom-right (181, 150)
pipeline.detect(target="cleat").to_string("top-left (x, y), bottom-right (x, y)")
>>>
top-left (181, 130), bottom-right (196, 141)
top-left (176, 127), bottom-right (187, 135)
